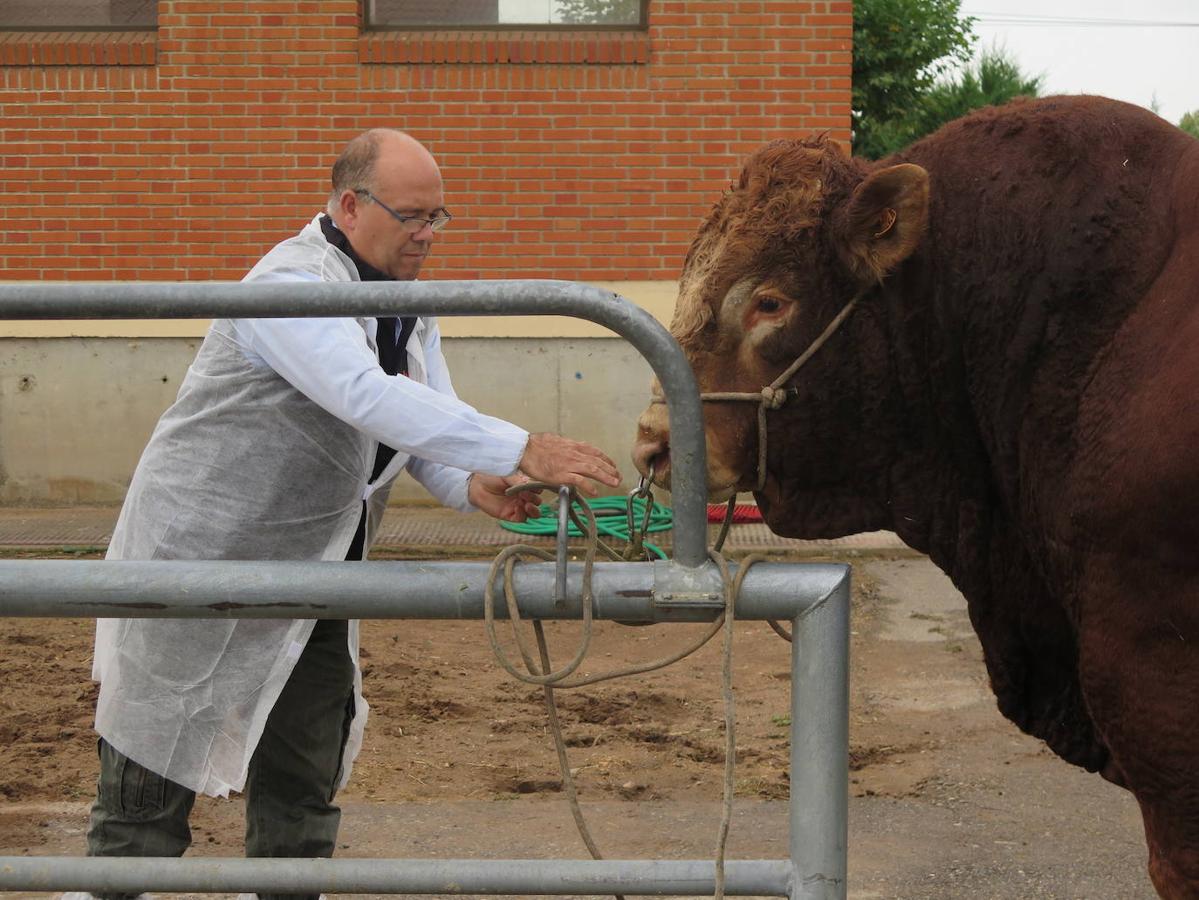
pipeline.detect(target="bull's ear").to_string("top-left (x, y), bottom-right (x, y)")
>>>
top-left (835, 163), bottom-right (929, 283)
top-left (827, 138), bottom-right (850, 159)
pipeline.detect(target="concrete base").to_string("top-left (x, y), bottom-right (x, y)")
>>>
top-left (0, 336), bottom-right (656, 505)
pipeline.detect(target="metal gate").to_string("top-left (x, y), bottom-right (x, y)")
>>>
top-left (0, 280), bottom-right (849, 899)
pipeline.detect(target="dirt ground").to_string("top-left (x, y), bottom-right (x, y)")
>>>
top-left (0, 549), bottom-right (1155, 898)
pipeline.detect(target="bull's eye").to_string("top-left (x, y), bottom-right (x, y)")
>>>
top-left (753, 292), bottom-right (791, 316)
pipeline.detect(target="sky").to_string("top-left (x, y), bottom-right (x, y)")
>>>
top-left (957, 1), bottom-right (1199, 125)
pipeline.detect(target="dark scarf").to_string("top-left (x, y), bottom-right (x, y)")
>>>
top-left (318, 214), bottom-right (416, 378)
top-left (318, 215), bottom-right (417, 559)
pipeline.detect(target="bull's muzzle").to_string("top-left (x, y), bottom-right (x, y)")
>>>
top-left (632, 407), bottom-right (672, 489)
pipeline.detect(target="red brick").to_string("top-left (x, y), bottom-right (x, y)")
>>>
top-left (1, 0), bottom-right (848, 281)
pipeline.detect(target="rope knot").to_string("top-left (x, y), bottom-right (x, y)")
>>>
top-left (760, 385), bottom-right (788, 410)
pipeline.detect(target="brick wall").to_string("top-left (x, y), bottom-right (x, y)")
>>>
top-left (0, 1), bottom-right (851, 283)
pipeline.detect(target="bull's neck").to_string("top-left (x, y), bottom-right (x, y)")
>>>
top-left (876, 248), bottom-right (1026, 585)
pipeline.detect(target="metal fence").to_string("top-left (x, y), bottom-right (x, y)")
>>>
top-left (0, 280), bottom-right (849, 899)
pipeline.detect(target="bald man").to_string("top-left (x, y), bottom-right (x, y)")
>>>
top-left (77, 130), bottom-right (620, 900)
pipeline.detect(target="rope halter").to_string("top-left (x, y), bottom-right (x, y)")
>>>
top-left (652, 287), bottom-right (866, 493)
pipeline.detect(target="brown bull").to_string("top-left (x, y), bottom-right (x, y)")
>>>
top-left (633, 95), bottom-right (1199, 898)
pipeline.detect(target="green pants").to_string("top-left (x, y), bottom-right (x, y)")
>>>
top-left (85, 618), bottom-right (356, 900)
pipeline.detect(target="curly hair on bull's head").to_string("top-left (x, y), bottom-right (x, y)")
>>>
top-left (670, 135), bottom-right (867, 349)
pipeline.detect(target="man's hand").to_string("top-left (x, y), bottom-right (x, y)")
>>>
top-left (517, 433), bottom-right (622, 498)
top-left (468, 473), bottom-right (545, 522)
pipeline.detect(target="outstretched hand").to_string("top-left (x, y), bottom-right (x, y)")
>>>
top-left (517, 432), bottom-right (622, 498)
top-left (468, 473), bottom-right (545, 522)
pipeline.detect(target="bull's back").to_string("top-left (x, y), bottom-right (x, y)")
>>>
top-left (899, 97), bottom-right (1199, 555)
top-left (1061, 134), bottom-right (1199, 569)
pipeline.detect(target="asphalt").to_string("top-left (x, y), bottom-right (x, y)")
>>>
top-left (0, 503), bottom-right (910, 556)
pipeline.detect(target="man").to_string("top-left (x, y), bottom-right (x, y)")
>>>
top-left (79, 129), bottom-right (621, 900)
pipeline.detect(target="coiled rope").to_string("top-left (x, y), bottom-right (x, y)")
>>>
top-left (486, 484), bottom-right (781, 900)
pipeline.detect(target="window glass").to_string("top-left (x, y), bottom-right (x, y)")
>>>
top-left (368, 0), bottom-right (643, 28)
top-left (0, 0), bottom-right (156, 29)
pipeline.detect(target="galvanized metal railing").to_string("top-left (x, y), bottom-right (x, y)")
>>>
top-left (0, 281), bottom-right (849, 899)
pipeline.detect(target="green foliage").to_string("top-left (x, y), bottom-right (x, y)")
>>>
top-left (853, 0), bottom-right (1043, 159)
top-left (1180, 110), bottom-right (1199, 140)
top-left (853, 0), bottom-right (976, 159)
top-left (555, 0), bottom-right (641, 25)
top-left (911, 49), bottom-right (1044, 141)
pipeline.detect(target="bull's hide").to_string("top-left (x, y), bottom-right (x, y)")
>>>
top-left (633, 95), bottom-right (1199, 899)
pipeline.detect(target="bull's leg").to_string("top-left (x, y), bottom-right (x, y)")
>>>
top-left (1076, 571), bottom-right (1199, 899)
top-left (1140, 798), bottom-right (1199, 900)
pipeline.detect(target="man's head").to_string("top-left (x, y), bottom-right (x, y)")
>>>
top-left (327, 129), bottom-right (448, 281)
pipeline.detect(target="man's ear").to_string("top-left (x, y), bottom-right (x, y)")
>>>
top-left (834, 164), bottom-right (929, 283)
top-left (336, 189), bottom-right (361, 226)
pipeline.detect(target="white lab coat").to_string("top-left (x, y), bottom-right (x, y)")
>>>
top-left (93, 215), bottom-right (529, 798)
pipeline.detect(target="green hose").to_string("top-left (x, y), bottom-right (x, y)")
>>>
top-left (499, 495), bottom-right (674, 560)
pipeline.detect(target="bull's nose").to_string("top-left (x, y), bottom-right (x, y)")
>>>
top-left (631, 438), bottom-right (670, 484)
top-left (634, 399), bottom-right (672, 486)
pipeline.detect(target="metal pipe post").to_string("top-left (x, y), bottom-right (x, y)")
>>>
top-left (788, 569), bottom-right (851, 899)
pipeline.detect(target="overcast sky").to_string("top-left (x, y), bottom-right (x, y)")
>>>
top-left (958, 1), bottom-right (1199, 125)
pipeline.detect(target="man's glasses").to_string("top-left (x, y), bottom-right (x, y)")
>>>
top-left (355, 190), bottom-right (452, 233)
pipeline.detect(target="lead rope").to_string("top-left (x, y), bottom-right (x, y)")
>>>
top-left (651, 288), bottom-right (865, 493)
top-left (694, 297), bottom-right (872, 889)
top-left (712, 496), bottom-right (792, 643)
top-left (491, 283), bottom-right (870, 897)
top-left (485, 485), bottom-right (728, 689)
top-left (486, 484), bottom-right (740, 900)
top-left (605, 295), bottom-right (867, 891)
top-left (654, 291), bottom-right (866, 649)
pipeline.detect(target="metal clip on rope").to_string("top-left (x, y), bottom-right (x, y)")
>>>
top-left (624, 464), bottom-right (656, 561)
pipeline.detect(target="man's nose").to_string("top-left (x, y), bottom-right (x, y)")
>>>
top-left (411, 220), bottom-right (436, 239)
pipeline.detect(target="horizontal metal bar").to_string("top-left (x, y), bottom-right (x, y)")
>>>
top-left (0, 856), bottom-right (793, 896)
top-left (0, 278), bottom-right (656, 323)
top-left (0, 279), bottom-right (709, 568)
top-left (0, 559), bottom-right (848, 623)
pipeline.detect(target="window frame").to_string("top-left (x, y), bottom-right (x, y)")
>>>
top-left (0, 0), bottom-right (157, 32)
top-left (362, 0), bottom-right (649, 32)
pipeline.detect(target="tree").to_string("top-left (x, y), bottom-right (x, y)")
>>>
top-left (911, 49), bottom-right (1043, 141)
top-left (852, 0), bottom-right (976, 159)
top-left (554, 0), bottom-right (641, 25)
top-left (1180, 110), bottom-right (1199, 140)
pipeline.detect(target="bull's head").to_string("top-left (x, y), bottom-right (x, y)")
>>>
top-left (632, 136), bottom-right (929, 537)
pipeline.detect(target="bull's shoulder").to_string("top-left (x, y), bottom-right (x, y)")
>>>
top-left (940, 522), bottom-right (1110, 774)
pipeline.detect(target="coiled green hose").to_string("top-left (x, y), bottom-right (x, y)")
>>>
top-left (499, 495), bottom-right (674, 559)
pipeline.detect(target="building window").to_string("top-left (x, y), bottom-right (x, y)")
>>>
top-left (0, 0), bottom-right (156, 30)
top-left (366, 0), bottom-right (647, 29)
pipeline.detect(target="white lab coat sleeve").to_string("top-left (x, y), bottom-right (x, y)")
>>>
top-left (404, 319), bottom-right (491, 511)
top-left (230, 278), bottom-right (530, 477)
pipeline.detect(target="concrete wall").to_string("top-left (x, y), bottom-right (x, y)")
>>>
top-left (0, 334), bottom-right (659, 505)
